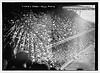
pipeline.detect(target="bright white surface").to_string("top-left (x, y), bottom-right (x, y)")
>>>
top-left (0, 0), bottom-right (99, 73)
top-left (80, 10), bottom-right (95, 23)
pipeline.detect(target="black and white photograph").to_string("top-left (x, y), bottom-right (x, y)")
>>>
top-left (2, 2), bottom-right (98, 71)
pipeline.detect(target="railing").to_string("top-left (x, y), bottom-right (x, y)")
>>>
top-left (47, 28), bottom-right (95, 49)
top-left (45, 28), bottom-right (95, 70)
